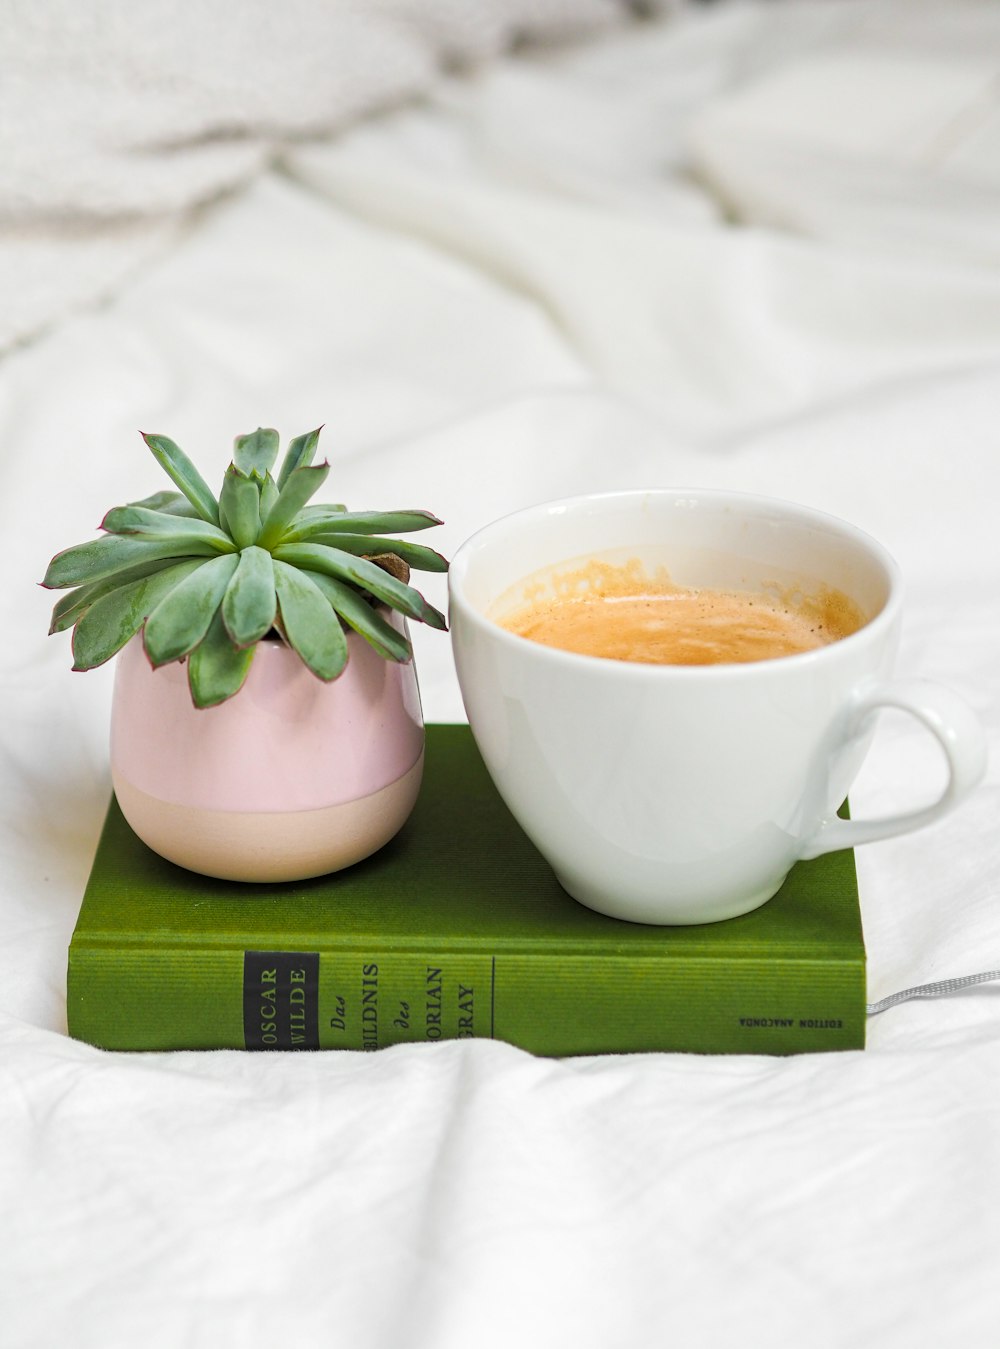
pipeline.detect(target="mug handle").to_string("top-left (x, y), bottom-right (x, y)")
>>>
top-left (798, 678), bottom-right (987, 861)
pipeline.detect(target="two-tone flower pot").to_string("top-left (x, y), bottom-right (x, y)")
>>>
top-left (111, 624), bottom-right (424, 882)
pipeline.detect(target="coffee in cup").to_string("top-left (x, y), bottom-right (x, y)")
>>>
top-left (495, 558), bottom-right (866, 666)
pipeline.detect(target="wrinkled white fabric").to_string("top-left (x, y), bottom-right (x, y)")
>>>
top-left (0, 0), bottom-right (666, 353)
top-left (2, 2), bottom-right (1000, 1346)
top-left (688, 2), bottom-right (1000, 265)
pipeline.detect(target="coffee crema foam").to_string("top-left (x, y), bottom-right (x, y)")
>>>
top-left (497, 560), bottom-right (865, 666)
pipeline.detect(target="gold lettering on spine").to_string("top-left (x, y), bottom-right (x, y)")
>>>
top-left (425, 966), bottom-right (443, 1040)
top-left (259, 968), bottom-right (278, 1044)
top-left (361, 963), bottom-right (379, 1051)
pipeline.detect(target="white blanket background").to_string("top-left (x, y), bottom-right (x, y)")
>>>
top-left (2, 2), bottom-right (999, 1345)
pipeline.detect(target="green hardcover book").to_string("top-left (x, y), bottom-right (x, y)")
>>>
top-left (67, 724), bottom-right (866, 1055)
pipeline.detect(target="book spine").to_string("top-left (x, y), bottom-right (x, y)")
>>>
top-left (68, 944), bottom-right (866, 1055)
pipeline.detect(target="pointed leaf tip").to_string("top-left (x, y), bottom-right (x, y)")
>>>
top-left (140, 431), bottom-right (220, 527)
top-left (275, 426), bottom-right (324, 491)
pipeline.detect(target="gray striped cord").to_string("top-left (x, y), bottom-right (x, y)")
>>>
top-left (867, 970), bottom-right (1000, 1016)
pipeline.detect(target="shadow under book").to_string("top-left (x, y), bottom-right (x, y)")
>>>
top-left (68, 724), bottom-right (866, 1055)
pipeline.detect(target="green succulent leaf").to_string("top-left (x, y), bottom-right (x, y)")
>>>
top-left (143, 553), bottom-right (240, 667)
top-left (257, 462), bottom-right (331, 550)
top-left (273, 560), bottom-right (349, 681)
top-left (187, 608), bottom-right (256, 709)
top-left (48, 557), bottom-right (187, 633)
top-left (140, 432), bottom-right (220, 526)
top-left (273, 543), bottom-right (447, 630)
top-left (127, 490), bottom-right (200, 518)
top-left (295, 533), bottom-right (448, 572)
top-left (219, 465), bottom-right (261, 550)
top-left (49, 591), bottom-right (91, 635)
top-left (302, 570), bottom-right (412, 663)
top-left (43, 534), bottom-right (224, 590)
top-left (221, 546), bottom-right (277, 647)
top-left (233, 427), bottom-right (279, 479)
top-left (285, 509), bottom-right (443, 539)
top-left (70, 560), bottom-right (206, 670)
top-left (293, 503), bottom-right (347, 520)
top-left (275, 426), bottom-right (323, 491)
top-left (259, 472), bottom-right (279, 522)
top-left (101, 505), bottom-right (236, 552)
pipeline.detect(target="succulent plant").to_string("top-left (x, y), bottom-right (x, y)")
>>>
top-left (43, 427), bottom-right (448, 708)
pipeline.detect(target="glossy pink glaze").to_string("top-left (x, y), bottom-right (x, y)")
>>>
top-left (111, 625), bottom-right (424, 813)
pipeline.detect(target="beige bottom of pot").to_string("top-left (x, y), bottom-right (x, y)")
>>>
top-left (112, 756), bottom-right (423, 883)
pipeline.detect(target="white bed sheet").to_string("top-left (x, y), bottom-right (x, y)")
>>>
top-left (2, 3), bottom-right (999, 1345)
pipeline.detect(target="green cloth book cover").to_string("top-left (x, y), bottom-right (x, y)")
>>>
top-left (67, 724), bottom-right (866, 1056)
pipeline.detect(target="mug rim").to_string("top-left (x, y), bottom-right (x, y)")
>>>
top-left (448, 486), bottom-right (903, 679)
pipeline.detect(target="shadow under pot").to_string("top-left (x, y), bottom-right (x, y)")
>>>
top-left (110, 624), bottom-right (424, 883)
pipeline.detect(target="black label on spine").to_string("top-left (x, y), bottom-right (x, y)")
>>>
top-left (243, 951), bottom-right (320, 1050)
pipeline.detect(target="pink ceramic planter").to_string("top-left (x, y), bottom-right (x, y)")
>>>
top-left (111, 623), bottom-right (424, 882)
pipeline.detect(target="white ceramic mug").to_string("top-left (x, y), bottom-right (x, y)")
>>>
top-left (448, 489), bottom-right (986, 925)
